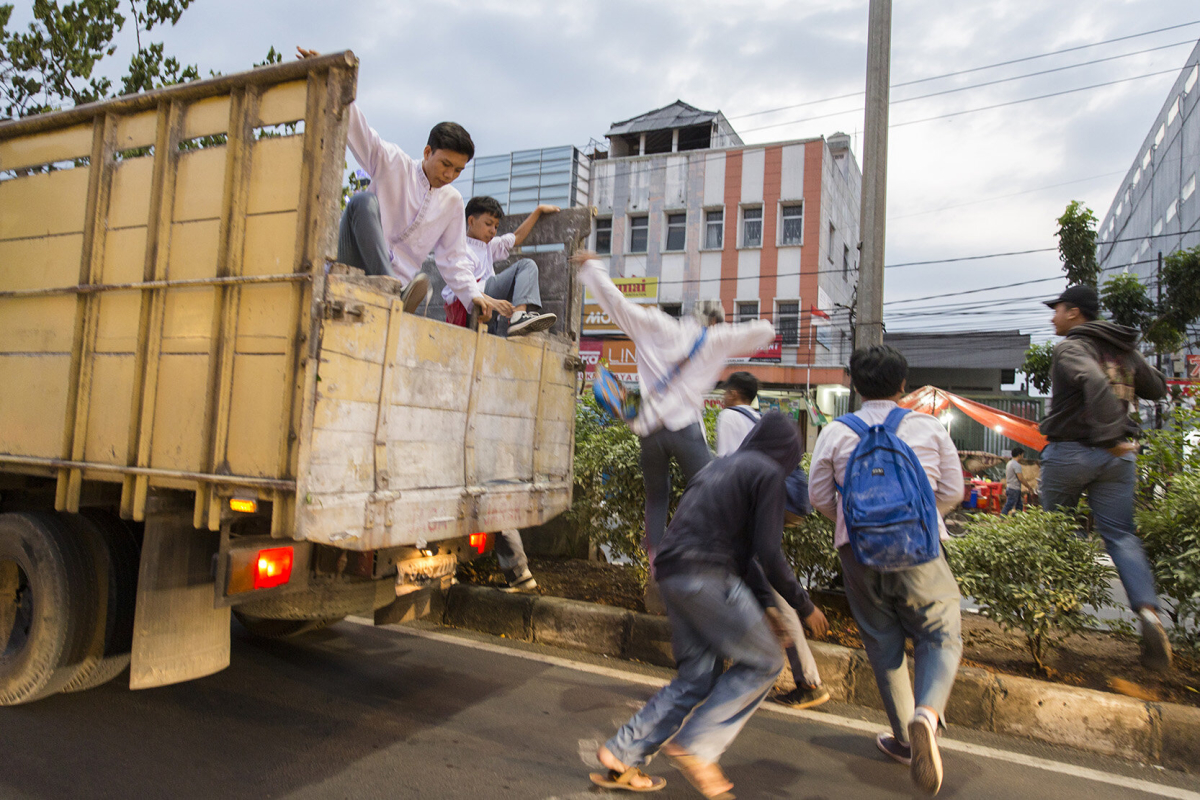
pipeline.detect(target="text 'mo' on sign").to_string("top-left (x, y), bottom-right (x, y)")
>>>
top-left (583, 277), bottom-right (659, 335)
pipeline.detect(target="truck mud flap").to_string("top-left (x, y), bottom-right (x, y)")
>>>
top-left (129, 507), bottom-right (229, 690)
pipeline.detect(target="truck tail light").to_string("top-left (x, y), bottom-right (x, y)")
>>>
top-left (254, 547), bottom-right (293, 589)
top-left (469, 533), bottom-right (490, 555)
top-left (229, 497), bottom-right (257, 513)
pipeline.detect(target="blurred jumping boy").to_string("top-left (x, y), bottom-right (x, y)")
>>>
top-left (443, 196), bottom-right (558, 336)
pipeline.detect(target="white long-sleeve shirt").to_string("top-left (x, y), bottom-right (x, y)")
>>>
top-left (715, 405), bottom-right (760, 456)
top-left (808, 399), bottom-right (965, 549)
top-left (345, 103), bottom-right (481, 304)
top-left (440, 232), bottom-right (515, 307)
top-left (578, 259), bottom-right (775, 437)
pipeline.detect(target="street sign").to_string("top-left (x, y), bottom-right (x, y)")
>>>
top-left (1187, 354), bottom-right (1200, 379)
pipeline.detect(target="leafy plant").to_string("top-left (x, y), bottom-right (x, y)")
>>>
top-left (1020, 342), bottom-right (1054, 395)
top-left (946, 507), bottom-right (1115, 673)
top-left (1137, 472), bottom-right (1200, 656)
top-left (781, 512), bottom-right (837, 590)
top-left (1100, 272), bottom-right (1154, 332)
top-left (1136, 392), bottom-right (1200, 502)
top-left (1056, 200), bottom-right (1100, 288)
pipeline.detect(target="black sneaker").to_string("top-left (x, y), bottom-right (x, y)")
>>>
top-left (400, 273), bottom-right (430, 315)
top-left (775, 685), bottom-right (831, 709)
top-left (876, 733), bottom-right (911, 765)
top-left (508, 310), bottom-right (556, 336)
top-left (1139, 608), bottom-right (1173, 673)
top-left (908, 708), bottom-right (943, 795)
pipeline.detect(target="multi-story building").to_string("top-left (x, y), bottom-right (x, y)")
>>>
top-left (584, 100), bottom-right (861, 436)
top-left (1097, 39), bottom-right (1200, 375)
top-left (463, 145), bottom-right (591, 217)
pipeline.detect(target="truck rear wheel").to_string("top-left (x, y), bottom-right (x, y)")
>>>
top-left (233, 611), bottom-right (345, 639)
top-left (0, 513), bottom-right (99, 705)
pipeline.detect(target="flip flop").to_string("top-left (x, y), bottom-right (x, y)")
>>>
top-left (665, 751), bottom-right (735, 800)
top-left (589, 767), bottom-right (667, 792)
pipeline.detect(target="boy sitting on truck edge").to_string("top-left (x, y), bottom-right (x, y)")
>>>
top-left (296, 47), bottom-right (511, 324)
top-left (443, 195), bottom-right (558, 337)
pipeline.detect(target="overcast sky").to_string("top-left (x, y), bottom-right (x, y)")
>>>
top-left (11, 0), bottom-right (1197, 343)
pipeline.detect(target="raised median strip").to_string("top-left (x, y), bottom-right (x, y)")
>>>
top-left (435, 583), bottom-right (1200, 774)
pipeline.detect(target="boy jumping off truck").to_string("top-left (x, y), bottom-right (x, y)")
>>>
top-left (443, 196), bottom-right (558, 336)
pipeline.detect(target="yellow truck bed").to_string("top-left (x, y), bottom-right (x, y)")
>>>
top-left (0, 51), bottom-right (583, 551)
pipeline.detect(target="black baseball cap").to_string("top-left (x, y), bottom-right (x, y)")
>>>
top-left (1044, 285), bottom-right (1099, 320)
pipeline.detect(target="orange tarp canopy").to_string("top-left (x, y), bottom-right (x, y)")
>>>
top-left (898, 385), bottom-right (1047, 452)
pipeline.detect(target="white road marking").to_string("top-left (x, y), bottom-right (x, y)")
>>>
top-left (377, 623), bottom-right (1200, 800)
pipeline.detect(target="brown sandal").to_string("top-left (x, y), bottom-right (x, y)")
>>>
top-left (665, 750), bottom-right (735, 800)
top-left (589, 767), bottom-right (667, 792)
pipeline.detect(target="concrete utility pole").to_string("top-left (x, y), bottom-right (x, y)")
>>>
top-left (854, 0), bottom-right (892, 352)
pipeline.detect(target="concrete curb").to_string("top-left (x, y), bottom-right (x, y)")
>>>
top-left (436, 583), bottom-right (1200, 774)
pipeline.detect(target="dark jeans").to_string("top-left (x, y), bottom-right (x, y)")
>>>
top-left (1001, 488), bottom-right (1023, 514)
top-left (638, 423), bottom-right (712, 557)
top-left (605, 570), bottom-right (783, 765)
top-left (337, 192), bottom-right (392, 277)
top-left (1040, 440), bottom-right (1160, 612)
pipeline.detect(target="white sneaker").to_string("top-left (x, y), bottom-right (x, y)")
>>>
top-left (400, 273), bottom-right (430, 315)
top-left (908, 707), bottom-right (942, 795)
top-left (508, 310), bottom-right (556, 336)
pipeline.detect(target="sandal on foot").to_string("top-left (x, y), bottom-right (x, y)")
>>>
top-left (665, 751), bottom-right (735, 800)
top-left (589, 767), bottom-right (666, 793)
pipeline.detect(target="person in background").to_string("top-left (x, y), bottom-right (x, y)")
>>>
top-left (1039, 284), bottom-right (1171, 672)
top-left (809, 345), bottom-right (965, 796)
top-left (715, 371), bottom-right (830, 710)
top-left (1001, 447), bottom-right (1032, 514)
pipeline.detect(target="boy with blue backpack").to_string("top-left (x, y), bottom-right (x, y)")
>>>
top-left (808, 345), bottom-right (965, 796)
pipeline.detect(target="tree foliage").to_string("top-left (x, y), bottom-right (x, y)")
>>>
top-left (1137, 471), bottom-right (1200, 657)
top-left (1056, 200), bottom-right (1100, 288)
top-left (1100, 271), bottom-right (1154, 332)
top-left (1020, 341), bottom-right (1054, 394)
top-left (1153, 246), bottom-right (1200, 354)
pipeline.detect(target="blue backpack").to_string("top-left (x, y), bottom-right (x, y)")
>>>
top-left (833, 407), bottom-right (940, 571)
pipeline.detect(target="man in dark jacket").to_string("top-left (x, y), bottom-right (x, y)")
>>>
top-left (590, 412), bottom-right (829, 798)
top-left (1040, 285), bottom-right (1171, 672)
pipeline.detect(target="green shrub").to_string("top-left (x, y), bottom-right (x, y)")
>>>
top-left (946, 507), bottom-right (1115, 672)
top-left (782, 513), bottom-right (838, 590)
top-left (1137, 472), bottom-right (1200, 656)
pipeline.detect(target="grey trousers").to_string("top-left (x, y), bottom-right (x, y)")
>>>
top-left (337, 192), bottom-right (392, 277)
top-left (484, 258), bottom-right (542, 310)
top-left (640, 423), bottom-right (713, 558)
top-left (495, 529), bottom-right (531, 584)
top-left (768, 586), bottom-right (822, 687)
top-left (839, 546), bottom-right (963, 743)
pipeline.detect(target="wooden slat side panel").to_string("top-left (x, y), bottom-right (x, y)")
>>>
top-left (0, 124), bottom-right (93, 171)
top-left (83, 354), bottom-right (135, 464)
top-left (257, 80), bottom-right (308, 126)
top-left (242, 211), bottom-right (298, 276)
top-left (0, 354), bottom-right (72, 456)
top-left (107, 156), bottom-right (155, 230)
top-left (224, 354), bottom-right (287, 476)
top-left (0, 234), bottom-right (84, 291)
top-left (182, 95), bottom-right (231, 140)
top-left (0, 167), bottom-right (90, 240)
top-left (114, 111), bottom-right (157, 152)
top-left (148, 353), bottom-right (211, 469)
top-left (0, 296), bottom-right (77, 352)
top-left (246, 135), bottom-right (302, 215)
top-left (171, 146), bottom-right (226, 223)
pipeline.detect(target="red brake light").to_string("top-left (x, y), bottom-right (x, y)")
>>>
top-left (254, 547), bottom-right (293, 589)
top-left (469, 533), bottom-right (489, 554)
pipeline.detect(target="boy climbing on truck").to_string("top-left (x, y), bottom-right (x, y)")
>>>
top-left (296, 47), bottom-right (511, 323)
top-left (443, 196), bottom-right (559, 336)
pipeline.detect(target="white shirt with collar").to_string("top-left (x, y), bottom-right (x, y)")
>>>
top-left (808, 399), bottom-right (965, 549)
top-left (440, 232), bottom-right (516, 307)
top-left (346, 103), bottom-right (481, 305)
top-left (716, 404), bottom-right (760, 456)
top-left (578, 259), bottom-right (775, 438)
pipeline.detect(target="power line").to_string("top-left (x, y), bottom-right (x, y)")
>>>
top-left (889, 170), bottom-right (1127, 220)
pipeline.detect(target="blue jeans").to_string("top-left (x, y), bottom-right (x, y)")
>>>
top-left (605, 570), bottom-right (783, 766)
top-left (839, 547), bottom-right (963, 743)
top-left (1001, 488), bottom-right (1023, 515)
top-left (1040, 440), bottom-right (1160, 612)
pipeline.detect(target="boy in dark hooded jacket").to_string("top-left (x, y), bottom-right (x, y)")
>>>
top-left (590, 412), bottom-right (828, 798)
top-left (1040, 285), bottom-right (1171, 672)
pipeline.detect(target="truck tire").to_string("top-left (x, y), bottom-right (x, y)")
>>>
top-left (233, 611), bottom-right (345, 639)
top-left (0, 513), bottom-right (100, 705)
top-left (59, 512), bottom-right (141, 693)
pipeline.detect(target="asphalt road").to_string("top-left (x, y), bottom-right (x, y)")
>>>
top-left (2, 618), bottom-right (1198, 800)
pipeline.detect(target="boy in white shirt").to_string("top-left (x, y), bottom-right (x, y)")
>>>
top-left (443, 196), bottom-right (558, 336)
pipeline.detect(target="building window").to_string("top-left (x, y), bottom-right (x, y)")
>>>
top-left (629, 215), bottom-right (648, 253)
top-left (705, 209), bottom-right (724, 249)
top-left (828, 222), bottom-right (836, 262)
top-left (1183, 173), bottom-right (1196, 202)
top-left (665, 213), bottom-right (686, 251)
top-left (661, 304), bottom-right (682, 318)
top-left (1166, 199), bottom-right (1178, 223)
top-left (736, 301), bottom-right (758, 323)
top-left (780, 204), bottom-right (803, 245)
top-left (595, 217), bottom-right (612, 255)
top-left (776, 301), bottom-right (799, 345)
top-left (842, 244), bottom-right (850, 279)
top-left (742, 207), bottom-right (762, 248)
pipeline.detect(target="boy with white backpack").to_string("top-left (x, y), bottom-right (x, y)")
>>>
top-left (808, 345), bottom-right (965, 796)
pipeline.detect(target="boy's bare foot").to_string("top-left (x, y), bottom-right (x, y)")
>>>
top-left (662, 744), bottom-right (734, 798)
top-left (596, 746), bottom-right (658, 790)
